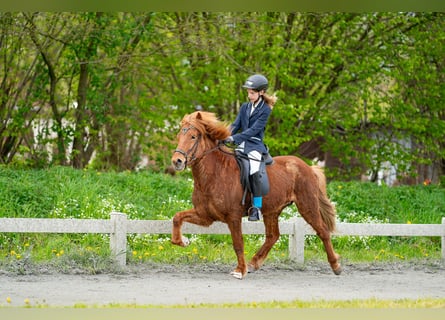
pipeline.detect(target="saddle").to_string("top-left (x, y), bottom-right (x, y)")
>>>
top-left (235, 150), bottom-right (273, 206)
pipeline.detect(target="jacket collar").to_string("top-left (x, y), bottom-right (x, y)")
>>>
top-left (249, 98), bottom-right (264, 116)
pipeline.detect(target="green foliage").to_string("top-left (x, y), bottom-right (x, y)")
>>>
top-left (0, 12), bottom-right (443, 184)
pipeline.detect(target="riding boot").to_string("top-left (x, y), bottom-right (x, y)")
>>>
top-left (248, 198), bottom-right (262, 221)
top-left (248, 172), bottom-right (263, 221)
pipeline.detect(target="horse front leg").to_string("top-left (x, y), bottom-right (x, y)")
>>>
top-left (248, 213), bottom-right (280, 272)
top-left (171, 208), bottom-right (212, 247)
top-left (226, 219), bottom-right (247, 280)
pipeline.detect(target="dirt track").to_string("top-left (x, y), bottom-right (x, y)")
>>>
top-left (1, 260), bottom-right (445, 307)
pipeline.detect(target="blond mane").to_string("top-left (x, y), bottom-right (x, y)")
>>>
top-left (181, 111), bottom-right (231, 141)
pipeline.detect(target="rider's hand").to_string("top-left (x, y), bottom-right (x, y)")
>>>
top-left (223, 136), bottom-right (234, 144)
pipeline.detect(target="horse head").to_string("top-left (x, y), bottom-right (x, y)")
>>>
top-left (171, 111), bottom-right (230, 171)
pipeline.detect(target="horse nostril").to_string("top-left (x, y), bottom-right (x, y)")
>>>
top-left (172, 158), bottom-right (183, 168)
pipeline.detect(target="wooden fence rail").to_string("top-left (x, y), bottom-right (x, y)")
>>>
top-left (1, 212), bottom-right (444, 266)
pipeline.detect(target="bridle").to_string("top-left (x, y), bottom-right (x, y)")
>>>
top-left (173, 125), bottom-right (201, 167)
top-left (173, 125), bottom-right (231, 168)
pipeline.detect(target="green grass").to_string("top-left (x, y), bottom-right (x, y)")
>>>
top-left (328, 181), bottom-right (445, 224)
top-left (1, 300), bottom-right (445, 314)
top-left (84, 298), bottom-right (445, 308)
top-left (0, 166), bottom-right (193, 220)
top-left (0, 165), bottom-right (444, 271)
top-left (10, 298), bottom-right (433, 308)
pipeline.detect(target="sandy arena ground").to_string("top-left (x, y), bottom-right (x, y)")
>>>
top-left (1, 260), bottom-right (444, 307)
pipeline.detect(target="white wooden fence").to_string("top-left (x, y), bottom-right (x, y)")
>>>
top-left (1, 212), bottom-right (444, 267)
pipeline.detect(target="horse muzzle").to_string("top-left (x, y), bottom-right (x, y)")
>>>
top-left (172, 158), bottom-right (186, 171)
top-left (172, 151), bottom-right (187, 171)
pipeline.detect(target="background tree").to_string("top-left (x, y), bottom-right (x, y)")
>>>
top-left (0, 12), bottom-right (443, 184)
top-left (0, 13), bottom-right (48, 165)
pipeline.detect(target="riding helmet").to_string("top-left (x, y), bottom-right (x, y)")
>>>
top-left (242, 74), bottom-right (268, 92)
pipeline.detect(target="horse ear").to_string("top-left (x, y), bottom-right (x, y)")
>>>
top-left (196, 112), bottom-right (202, 120)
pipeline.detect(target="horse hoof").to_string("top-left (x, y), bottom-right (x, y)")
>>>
top-left (230, 271), bottom-right (244, 279)
top-left (181, 236), bottom-right (190, 246)
top-left (247, 264), bottom-right (257, 273)
top-left (333, 265), bottom-right (342, 275)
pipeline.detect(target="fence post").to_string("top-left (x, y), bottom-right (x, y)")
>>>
top-left (289, 217), bottom-right (306, 264)
top-left (110, 212), bottom-right (127, 267)
top-left (442, 217), bottom-right (445, 262)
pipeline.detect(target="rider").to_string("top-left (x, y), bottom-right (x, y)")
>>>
top-left (224, 74), bottom-right (277, 221)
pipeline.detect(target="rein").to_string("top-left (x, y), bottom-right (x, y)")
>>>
top-left (174, 124), bottom-right (263, 168)
top-left (221, 144), bottom-right (264, 162)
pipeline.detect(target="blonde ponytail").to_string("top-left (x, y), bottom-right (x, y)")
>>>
top-left (263, 92), bottom-right (277, 108)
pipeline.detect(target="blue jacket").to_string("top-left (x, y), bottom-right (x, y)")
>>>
top-left (230, 99), bottom-right (271, 154)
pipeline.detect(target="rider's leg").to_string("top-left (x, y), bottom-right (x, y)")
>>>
top-left (248, 151), bottom-right (262, 221)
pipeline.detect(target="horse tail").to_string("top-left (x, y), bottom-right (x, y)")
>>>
top-left (311, 165), bottom-right (336, 232)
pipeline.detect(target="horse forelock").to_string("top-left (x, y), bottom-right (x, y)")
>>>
top-left (181, 111), bottom-right (230, 141)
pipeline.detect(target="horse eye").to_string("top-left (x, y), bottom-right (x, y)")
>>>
top-left (191, 135), bottom-right (197, 140)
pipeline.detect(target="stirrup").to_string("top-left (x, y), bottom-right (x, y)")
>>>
top-left (247, 206), bottom-right (262, 221)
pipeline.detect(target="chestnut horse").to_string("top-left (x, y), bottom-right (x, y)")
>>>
top-left (171, 111), bottom-right (341, 279)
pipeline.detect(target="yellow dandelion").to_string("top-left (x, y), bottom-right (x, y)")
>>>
top-left (10, 250), bottom-right (16, 256)
top-left (24, 298), bottom-right (30, 305)
top-left (144, 252), bottom-right (150, 256)
top-left (6, 297), bottom-right (11, 304)
top-left (158, 245), bottom-right (164, 251)
top-left (192, 248), bottom-right (198, 254)
top-left (24, 243), bottom-right (30, 247)
top-left (16, 254), bottom-right (21, 260)
top-left (407, 220), bottom-right (412, 224)
top-left (59, 250), bottom-right (64, 255)
top-left (132, 250), bottom-right (138, 256)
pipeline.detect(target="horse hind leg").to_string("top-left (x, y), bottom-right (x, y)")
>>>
top-left (316, 224), bottom-right (342, 275)
top-left (295, 196), bottom-right (342, 275)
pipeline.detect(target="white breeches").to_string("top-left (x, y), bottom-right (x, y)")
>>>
top-left (236, 142), bottom-right (261, 175)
